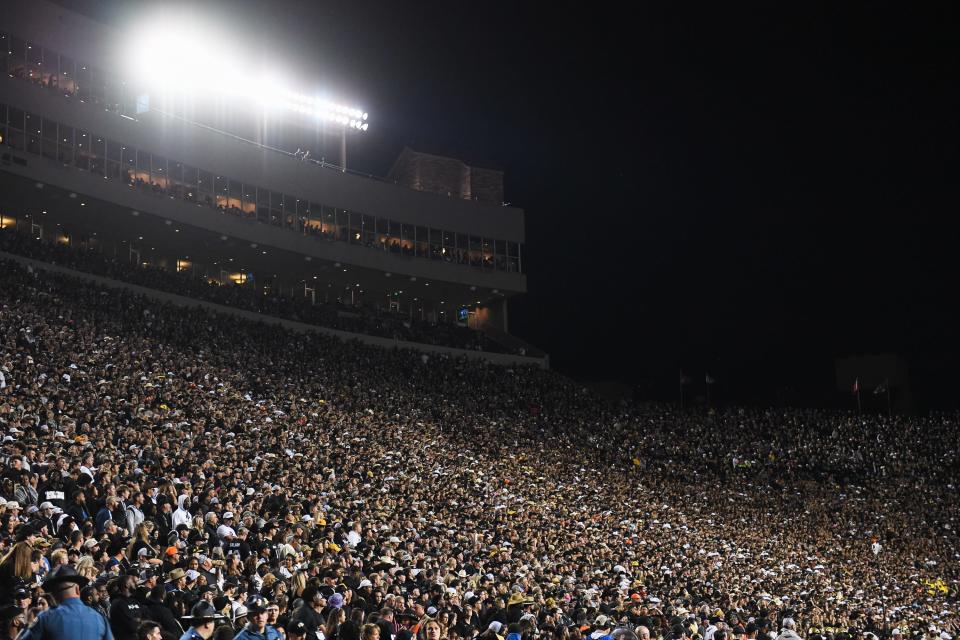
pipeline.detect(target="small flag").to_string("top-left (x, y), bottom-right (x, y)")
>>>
top-left (705, 373), bottom-right (716, 385)
top-left (873, 379), bottom-right (888, 395)
top-left (680, 373), bottom-right (692, 385)
top-left (852, 377), bottom-right (860, 395)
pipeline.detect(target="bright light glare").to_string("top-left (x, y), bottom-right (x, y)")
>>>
top-left (130, 26), bottom-right (243, 95)
top-left (127, 21), bottom-right (370, 132)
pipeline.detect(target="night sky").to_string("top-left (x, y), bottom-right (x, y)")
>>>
top-left (59, 1), bottom-right (959, 408)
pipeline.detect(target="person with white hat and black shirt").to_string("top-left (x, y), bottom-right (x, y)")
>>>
top-left (35, 501), bottom-right (57, 536)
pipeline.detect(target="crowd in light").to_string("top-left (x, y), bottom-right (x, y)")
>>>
top-left (0, 255), bottom-right (957, 639)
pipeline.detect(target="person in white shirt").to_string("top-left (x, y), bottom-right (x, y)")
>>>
top-left (347, 522), bottom-right (362, 548)
top-left (172, 495), bottom-right (192, 529)
top-left (216, 512), bottom-right (237, 541)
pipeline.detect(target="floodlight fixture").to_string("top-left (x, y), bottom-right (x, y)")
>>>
top-left (127, 20), bottom-right (370, 132)
top-left (277, 91), bottom-right (370, 130)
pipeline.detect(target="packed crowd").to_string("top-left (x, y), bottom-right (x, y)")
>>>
top-left (0, 258), bottom-right (958, 640)
top-left (0, 228), bottom-right (503, 353)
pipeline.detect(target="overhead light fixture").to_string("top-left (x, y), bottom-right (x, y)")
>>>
top-left (127, 21), bottom-right (370, 132)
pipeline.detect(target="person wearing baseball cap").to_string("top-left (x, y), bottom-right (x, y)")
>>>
top-left (18, 565), bottom-right (109, 639)
top-left (216, 512), bottom-right (237, 542)
top-left (162, 545), bottom-right (183, 574)
top-left (11, 585), bottom-right (32, 611)
top-left (179, 600), bottom-right (226, 640)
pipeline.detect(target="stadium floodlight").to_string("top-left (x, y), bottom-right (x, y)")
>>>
top-left (125, 20), bottom-right (370, 132)
top-left (275, 90), bottom-right (370, 130)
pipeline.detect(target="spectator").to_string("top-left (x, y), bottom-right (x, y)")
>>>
top-left (17, 565), bottom-right (110, 639)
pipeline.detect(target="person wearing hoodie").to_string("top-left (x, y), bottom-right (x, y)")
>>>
top-left (172, 495), bottom-right (192, 530)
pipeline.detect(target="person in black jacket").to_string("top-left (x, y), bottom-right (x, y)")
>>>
top-left (108, 574), bottom-right (144, 640)
top-left (151, 501), bottom-right (173, 540)
top-left (37, 469), bottom-right (67, 511)
top-left (66, 490), bottom-right (91, 525)
top-left (289, 587), bottom-right (326, 638)
top-left (141, 584), bottom-right (184, 638)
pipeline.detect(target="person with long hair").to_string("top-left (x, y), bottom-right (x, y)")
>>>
top-left (75, 556), bottom-right (99, 582)
top-left (125, 522), bottom-right (163, 568)
top-left (0, 542), bottom-right (34, 603)
top-left (325, 606), bottom-right (347, 640)
top-left (288, 571), bottom-right (307, 599)
top-left (341, 605), bottom-right (366, 640)
top-left (187, 514), bottom-right (208, 548)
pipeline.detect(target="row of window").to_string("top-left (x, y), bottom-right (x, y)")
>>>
top-left (0, 31), bottom-right (141, 116)
top-left (0, 99), bottom-right (525, 273)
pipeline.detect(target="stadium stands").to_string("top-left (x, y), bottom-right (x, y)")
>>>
top-left (0, 258), bottom-right (958, 640)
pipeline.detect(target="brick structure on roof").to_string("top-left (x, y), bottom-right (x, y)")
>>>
top-left (388, 147), bottom-right (504, 205)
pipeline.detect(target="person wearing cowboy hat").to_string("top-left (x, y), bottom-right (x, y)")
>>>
top-left (233, 594), bottom-right (282, 640)
top-left (166, 568), bottom-right (188, 594)
top-left (179, 600), bottom-right (226, 640)
top-left (506, 592), bottom-right (535, 624)
top-left (18, 564), bottom-right (110, 639)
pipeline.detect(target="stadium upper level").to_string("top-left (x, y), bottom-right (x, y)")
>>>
top-left (0, 0), bottom-right (527, 298)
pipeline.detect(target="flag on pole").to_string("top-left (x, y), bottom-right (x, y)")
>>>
top-left (705, 373), bottom-right (716, 385)
top-left (852, 377), bottom-right (860, 395)
top-left (680, 372), bottom-right (692, 385)
top-left (873, 379), bottom-right (888, 395)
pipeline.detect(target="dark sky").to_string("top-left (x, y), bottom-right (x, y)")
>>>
top-left (61, 1), bottom-right (959, 407)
